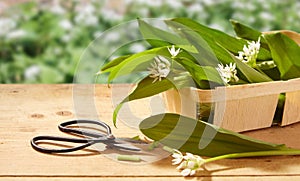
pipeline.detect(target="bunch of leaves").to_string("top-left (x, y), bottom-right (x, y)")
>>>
top-left (100, 18), bottom-right (300, 126)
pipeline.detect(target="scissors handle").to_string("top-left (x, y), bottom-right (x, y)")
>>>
top-left (31, 135), bottom-right (110, 153)
top-left (59, 119), bottom-right (114, 138)
top-left (31, 119), bottom-right (141, 153)
top-left (31, 119), bottom-right (114, 154)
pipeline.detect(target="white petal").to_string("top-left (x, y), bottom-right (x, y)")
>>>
top-left (172, 153), bottom-right (181, 159)
top-left (152, 77), bottom-right (158, 83)
top-left (172, 150), bottom-right (183, 157)
top-left (167, 46), bottom-right (171, 52)
top-left (217, 63), bottom-right (224, 69)
top-left (154, 56), bottom-right (161, 64)
top-left (172, 158), bottom-right (183, 165)
top-left (176, 161), bottom-right (187, 170)
top-left (183, 153), bottom-right (196, 160)
top-left (160, 69), bottom-right (170, 77)
top-left (181, 169), bottom-right (191, 176)
top-left (187, 161), bottom-right (195, 169)
top-left (190, 169), bottom-right (196, 176)
top-left (157, 56), bottom-right (171, 67)
top-left (175, 48), bottom-right (181, 54)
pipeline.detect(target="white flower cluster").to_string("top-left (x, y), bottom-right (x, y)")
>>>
top-left (236, 37), bottom-right (261, 66)
top-left (148, 45), bottom-right (180, 83)
top-left (216, 63), bottom-right (239, 84)
top-left (148, 56), bottom-right (171, 83)
top-left (172, 150), bottom-right (206, 177)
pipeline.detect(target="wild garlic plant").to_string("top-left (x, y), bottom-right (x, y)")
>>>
top-left (216, 37), bottom-right (261, 86)
top-left (148, 46), bottom-right (181, 83)
top-left (148, 56), bottom-right (171, 83)
top-left (102, 18), bottom-right (300, 178)
top-left (171, 147), bottom-right (300, 177)
top-left (216, 62), bottom-right (239, 85)
top-left (172, 150), bottom-right (206, 176)
top-left (236, 37), bottom-right (261, 67)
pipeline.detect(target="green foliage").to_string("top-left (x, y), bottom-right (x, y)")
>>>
top-left (264, 32), bottom-right (300, 80)
top-left (139, 113), bottom-right (288, 157)
top-left (104, 15), bottom-right (300, 128)
top-left (105, 47), bottom-right (169, 83)
top-left (137, 19), bottom-right (188, 47)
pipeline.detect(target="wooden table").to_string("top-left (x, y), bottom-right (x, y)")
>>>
top-left (1, 84), bottom-right (300, 180)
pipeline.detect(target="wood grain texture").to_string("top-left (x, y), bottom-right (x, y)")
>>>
top-left (282, 91), bottom-right (300, 126)
top-left (1, 84), bottom-right (300, 180)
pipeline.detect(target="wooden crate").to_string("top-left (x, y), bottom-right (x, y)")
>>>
top-left (163, 78), bottom-right (300, 132)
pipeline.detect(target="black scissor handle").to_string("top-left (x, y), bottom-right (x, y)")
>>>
top-left (30, 134), bottom-right (112, 153)
top-left (59, 119), bottom-right (114, 139)
top-left (31, 119), bottom-right (140, 154)
top-left (31, 120), bottom-right (114, 154)
top-left (31, 135), bottom-right (95, 153)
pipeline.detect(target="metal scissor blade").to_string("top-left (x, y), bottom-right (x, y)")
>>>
top-left (109, 138), bottom-right (143, 151)
top-left (112, 144), bottom-right (141, 151)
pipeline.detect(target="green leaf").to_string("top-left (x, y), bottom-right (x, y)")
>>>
top-left (167, 18), bottom-right (271, 61)
top-left (139, 113), bottom-right (288, 157)
top-left (138, 19), bottom-right (199, 64)
top-left (174, 27), bottom-right (221, 67)
top-left (107, 47), bottom-right (169, 83)
top-left (100, 55), bottom-right (131, 73)
top-left (113, 74), bottom-right (194, 126)
top-left (175, 57), bottom-right (223, 88)
top-left (230, 19), bottom-right (270, 51)
top-left (138, 19), bottom-right (189, 47)
top-left (167, 18), bottom-right (245, 51)
top-left (166, 19), bottom-right (233, 65)
top-left (168, 20), bottom-right (271, 84)
top-left (230, 19), bottom-right (262, 41)
top-left (264, 32), bottom-right (300, 80)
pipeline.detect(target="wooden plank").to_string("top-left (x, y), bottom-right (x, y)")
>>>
top-left (214, 95), bottom-right (278, 131)
top-left (1, 84), bottom-right (300, 180)
top-left (2, 176), bottom-right (300, 181)
top-left (282, 90), bottom-right (300, 126)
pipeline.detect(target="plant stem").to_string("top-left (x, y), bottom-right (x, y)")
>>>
top-left (204, 149), bottom-right (300, 164)
top-left (117, 154), bottom-right (141, 162)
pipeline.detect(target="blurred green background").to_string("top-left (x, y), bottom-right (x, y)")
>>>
top-left (0, 0), bottom-right (299, 83)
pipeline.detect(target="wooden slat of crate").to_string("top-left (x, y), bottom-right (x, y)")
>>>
top-left (280, 78), bottom-right (300, 126)
top-left (212, 81), bottom-right (281, 131)
top-left (213, 94), bottom-right (278, 131)
top-left (282, 90), bottom-right (300, 125)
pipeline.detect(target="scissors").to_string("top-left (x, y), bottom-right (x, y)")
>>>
top-left (31, 119), bottom-right (141, 154)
